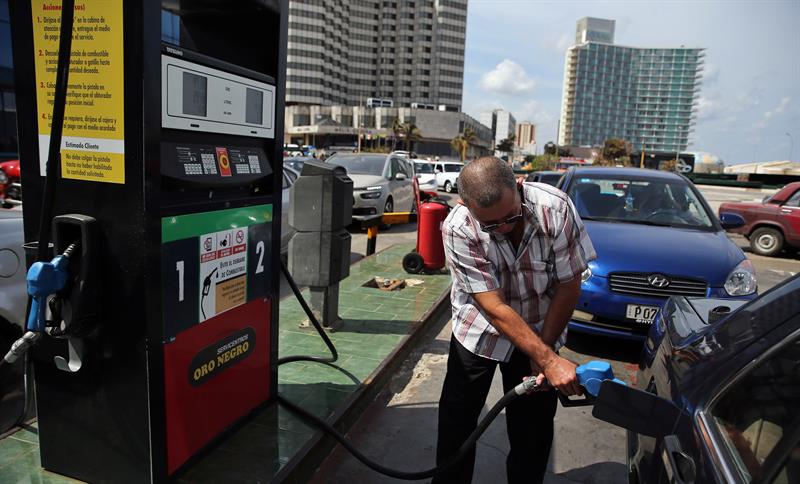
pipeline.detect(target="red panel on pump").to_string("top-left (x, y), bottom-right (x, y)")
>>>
top-left (163, 298), bottom-right (271, 474)
top-left (418, 201), bottom-right (448, 270)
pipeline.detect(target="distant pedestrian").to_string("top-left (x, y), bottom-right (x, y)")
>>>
top-left (434, 157), bottom-right (596, 484)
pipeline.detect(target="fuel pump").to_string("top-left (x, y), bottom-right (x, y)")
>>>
top-left (9, 1), bottom-right (288, 482)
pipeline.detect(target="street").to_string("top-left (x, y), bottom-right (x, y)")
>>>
top-left (309, 184), bottom-right (800, 484)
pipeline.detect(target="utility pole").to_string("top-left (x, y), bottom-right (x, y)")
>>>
top-left (357, 96), bottom-right (363, 153)
top-left (787, 132), bottom-right (794, 161)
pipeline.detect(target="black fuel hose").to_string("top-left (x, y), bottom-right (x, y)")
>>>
top-left (277, 259), bottom-right (537, 480)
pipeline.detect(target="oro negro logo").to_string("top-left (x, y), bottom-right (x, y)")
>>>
top-left (188, 327), bottom-right (256, 386)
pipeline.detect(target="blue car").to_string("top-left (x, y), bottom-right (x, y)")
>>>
top-left (592, 274), bottom-right (800, 484)
top-left (560, 167), bottom-right (757, 341)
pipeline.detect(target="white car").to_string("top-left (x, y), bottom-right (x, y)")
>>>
top-left (412, 160), bottom-right (437, 192)
top-left (329, 153), bottom-right (415, 221)
top-left (433, 161), bottom-right (463, 193)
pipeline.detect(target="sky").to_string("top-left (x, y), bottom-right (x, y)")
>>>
top-left (460, 0), bottom-right (800, 164)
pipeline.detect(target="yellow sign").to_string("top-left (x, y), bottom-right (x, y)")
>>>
top-left (32, 1), bottom-right (125, 184)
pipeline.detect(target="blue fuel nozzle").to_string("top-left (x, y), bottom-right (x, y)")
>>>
top-left (26, 255), bottom-right (70, 333)
top-left (576, 360), bottom-right (626, 398)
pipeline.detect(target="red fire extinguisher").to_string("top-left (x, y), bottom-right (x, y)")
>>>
top-left (403, 183), bottom-right (450, 274)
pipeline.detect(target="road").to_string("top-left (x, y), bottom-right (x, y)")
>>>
top-left (309, 184), bottom-right (800, 484)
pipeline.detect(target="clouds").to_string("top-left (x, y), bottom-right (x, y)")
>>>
top-left (755, 97), bottom-right (792, 129)
top-left (479, 60), bottom-right (537, 96)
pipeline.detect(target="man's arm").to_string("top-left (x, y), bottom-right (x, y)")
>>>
top-left (539, 276), bottom-right (582, 347)
top-left (473, 290), bottom-right (582, 396)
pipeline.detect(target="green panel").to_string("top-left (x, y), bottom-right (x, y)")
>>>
top-left (162, 204), bottom-right (273, 243)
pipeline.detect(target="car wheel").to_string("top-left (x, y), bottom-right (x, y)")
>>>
top-left (402, 252), bottom-right (425, 274)
top-left (750, 227), bottom-right (784, 256)
top-left (444, 181), bottom-right (453, 193)
top-left (380, 197), bottom-right (393, 230)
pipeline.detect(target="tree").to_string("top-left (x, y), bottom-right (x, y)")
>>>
top-left (496, 133), bottom-right (516, 154)
top-left (602, 138), bottom-right (631, 163)
top-left (401, 122), bottom-right (422, 152)
top-left (544, 141), bottom-right (557, 155)
top-left (450, 127), bottom-right (477, 162)
top-left (391, 118), bottom-right (403, 151)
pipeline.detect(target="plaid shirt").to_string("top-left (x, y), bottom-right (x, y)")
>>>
top-left (442, 182), bottom-right (597, 362)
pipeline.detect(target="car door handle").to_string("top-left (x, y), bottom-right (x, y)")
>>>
top-left (661, 434), bottom-right (696, 484)
top-left (781, 209), bottom-right (792, 213)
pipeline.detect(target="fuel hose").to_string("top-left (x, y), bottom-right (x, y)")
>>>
top-left (277, 260), bottom-right (539, 480)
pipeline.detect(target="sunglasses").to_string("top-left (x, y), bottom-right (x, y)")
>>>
top-left (478, 211), bottom-right (523, 233)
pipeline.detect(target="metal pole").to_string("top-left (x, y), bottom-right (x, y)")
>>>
top-left (786, 132), bottom-right (794, 161)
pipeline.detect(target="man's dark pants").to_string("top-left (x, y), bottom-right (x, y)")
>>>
top-left (432, 336), bottom-right (558, 484)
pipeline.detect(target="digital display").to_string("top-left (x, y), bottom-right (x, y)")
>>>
top-left (245, 88), bottom-right (263, 125)
top-left (182, 72), bottom-right (208, 117)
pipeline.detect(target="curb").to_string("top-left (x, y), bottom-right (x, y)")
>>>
top-left (273, 262), bottom-right (452, 483)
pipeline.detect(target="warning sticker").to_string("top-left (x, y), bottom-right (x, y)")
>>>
top-left (199, 228), bottom-right (248, 321)
top-left (31, 1), bottom-right (125, 184)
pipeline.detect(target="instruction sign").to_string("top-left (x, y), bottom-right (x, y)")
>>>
top-left (31, 1), bottom-right (125, 184)
top-left (161, 205), bottom-right (273, 339)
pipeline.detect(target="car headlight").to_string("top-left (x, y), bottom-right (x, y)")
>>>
top-left (581, 268), bottom-right (592, 283)
top-left (724, 259), bottom-right (757, 296)
top-left (0, 170), bottom-right (7, 184)
top-left (360, 188), bottom-right (383, 199)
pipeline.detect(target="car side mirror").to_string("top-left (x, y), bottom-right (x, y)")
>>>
top-left (395, 173), bottom-right (407, 181)
top-left (592, 380), bottom-right (682, 438)
top-left (719, 212), bottom-right (745, 230)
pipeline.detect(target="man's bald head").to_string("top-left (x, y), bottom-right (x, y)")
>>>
top-left (458, 157), bottom-right (517, 208)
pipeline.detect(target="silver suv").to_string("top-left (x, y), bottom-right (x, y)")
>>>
top-left (329, 153), bottom-right (415, 220)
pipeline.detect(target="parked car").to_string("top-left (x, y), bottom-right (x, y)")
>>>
top-left (283, 156), bottom-right (313, 174)
top-left (561, 167), bottom-right (756, 341)
top-left (327, 153), bottom-right (414, 220)
top-left (718, 181), bottom-right (800, 257)
top-left (281, 166), bottom-right (299, 255)
top-left (0, 159), bottom-right (21, 207)
top-left (525, 170), bottom-right (563, 187)
top-left (433, 161), bottom-right (463, 193)
top-left (412, 160), bottom-right (437, 192)
top-left (595, 274), bottom-right (800, 484)
top-left (0, 207), bottom-right (26, 433)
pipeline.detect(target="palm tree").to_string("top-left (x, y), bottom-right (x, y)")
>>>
top-left (451, 127), bottom-right (477, 161)
top-left (401, 122), bottom-right (422, 152)
top-left (391, 118), bottom-right (403, 151)
top-left (450, 135), bottom-right (467, 162)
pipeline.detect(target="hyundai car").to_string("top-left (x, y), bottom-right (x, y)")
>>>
top-left (561, 167), bottom-right (756, 341)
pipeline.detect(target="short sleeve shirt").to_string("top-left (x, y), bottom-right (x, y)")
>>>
top-left (442, 182), bottom-right (597, 362)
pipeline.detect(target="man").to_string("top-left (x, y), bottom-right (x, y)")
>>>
top-left (434, 157), bottom-right (596, 484)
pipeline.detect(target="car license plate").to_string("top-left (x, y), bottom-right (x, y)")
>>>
top-left (626, 304), bottom-right (659, 324)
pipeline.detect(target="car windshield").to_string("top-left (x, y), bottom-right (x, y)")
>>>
top-left (415, 163), bottom-right (434, 174)
top-left (445, 164), bottom-right (462, 173)
top-left (333, 155), bottom-right (386, 176)
top-left (567, 175), bottom-right (714, 229)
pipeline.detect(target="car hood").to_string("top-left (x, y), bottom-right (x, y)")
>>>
top-left (417, 174), bottom-right (436, 183)
top-left (718, 201), bottom-right (763, 212)
top-left (585, 221), bottom-right (744, 286)
top-left (348, 174), bottom-right (387, 190)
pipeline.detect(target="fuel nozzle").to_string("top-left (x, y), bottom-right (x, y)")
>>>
top-left (515, 360), bottom-right (626, 406)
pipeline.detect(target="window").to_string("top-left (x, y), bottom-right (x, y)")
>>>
top-left (785, 190), bottom-right (800, 208)
top-left (708, 332), bottom-right (800, 482)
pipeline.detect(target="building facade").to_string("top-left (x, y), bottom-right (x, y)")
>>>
top-left (285, 104), bottom-right (491, 158)
top-left (515, 121), bottom-right (536, 154)
top-left (286, 0), bottom-right (467, 111)
top-left (558, 17), bottom-right (704, 153)
top-left (0, 0), bottom-right (17, 158)
top-left (479, 109), bottom-right (517, 148)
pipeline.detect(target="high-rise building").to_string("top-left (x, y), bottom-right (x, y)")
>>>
top-left (558, 17), bottom-right (704, 153)
top-left (286, 0), bottom-right (467, 111)
top-left (516, 121), bottom-right (536, 154)
top-left (480, 109), bottom-right (517, 148)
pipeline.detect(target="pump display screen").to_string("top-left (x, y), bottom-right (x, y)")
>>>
top-left (182, 72), bottom-right (208, 117)
top-left (245, 88), bottom-right (263, 125)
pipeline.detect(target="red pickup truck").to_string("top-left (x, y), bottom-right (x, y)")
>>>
top-left (719, 181), bottom-right (800, 256)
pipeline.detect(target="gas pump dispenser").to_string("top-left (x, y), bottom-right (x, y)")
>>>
top-left (9, 1), bottom-right (287, 481)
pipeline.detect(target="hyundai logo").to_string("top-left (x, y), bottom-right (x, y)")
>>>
top-left (648, 274), bottom-right (671, 288)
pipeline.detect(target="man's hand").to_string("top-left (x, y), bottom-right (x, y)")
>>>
top-left (541, 356), bottom-right (582, 396)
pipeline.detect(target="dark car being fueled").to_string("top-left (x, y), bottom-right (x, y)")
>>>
top-left (592, 274), bottom-right (800, 484)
